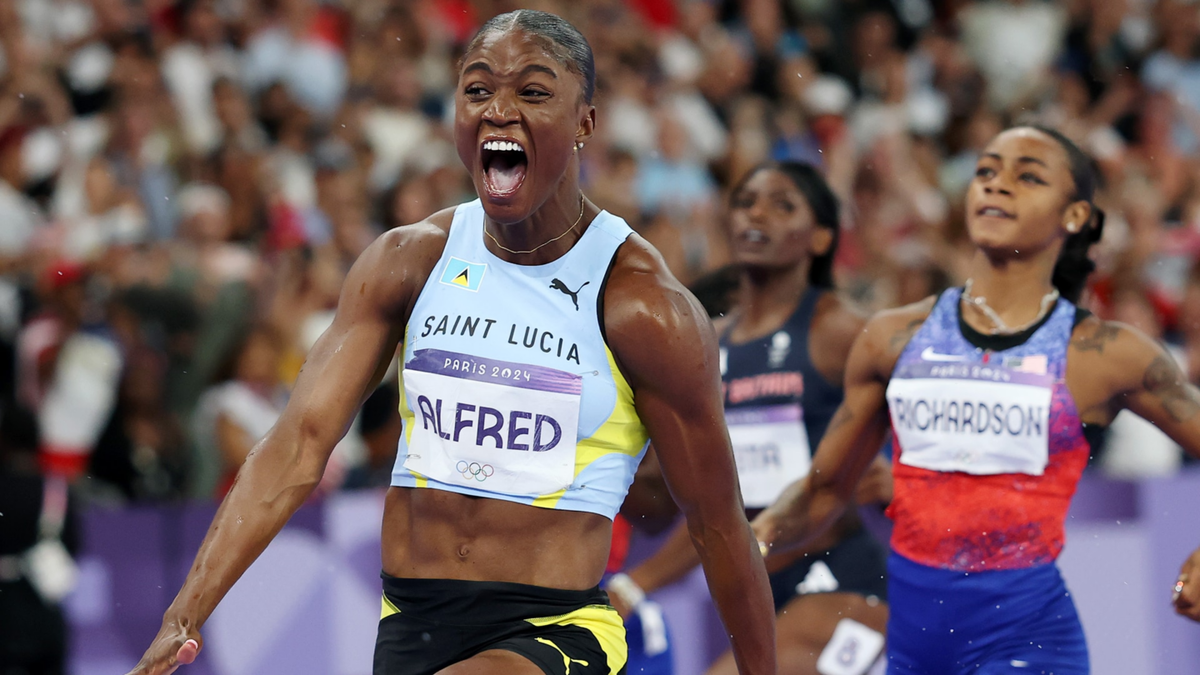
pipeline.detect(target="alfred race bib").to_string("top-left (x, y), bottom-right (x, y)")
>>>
top-left (402, 349), bottom-right (581, 496)
top-left (887, 362), bottom-right (1053, 476)
top-left (726, 404), bottom-right (811, 508)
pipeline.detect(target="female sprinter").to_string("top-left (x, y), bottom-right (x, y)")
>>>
top-left (606, 162), bottom-right (891, 675)
top-left (754, 125), bottom-right (1200, 674)
top-left (127, 10), bottom-right (774, 675)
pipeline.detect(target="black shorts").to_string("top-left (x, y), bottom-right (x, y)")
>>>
top-left (374, 575), bottom-right (626, 675)
top-left (768, 526), bottom-right (889, 611)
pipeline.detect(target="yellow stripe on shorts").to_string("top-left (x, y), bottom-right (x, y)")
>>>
top-left (380, 595), bottom-right (401, 620)
top-left (525, 604), bottom-right (626, 675)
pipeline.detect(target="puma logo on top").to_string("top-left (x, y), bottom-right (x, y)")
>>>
top-left (550, 279), bottom-right (590, 310)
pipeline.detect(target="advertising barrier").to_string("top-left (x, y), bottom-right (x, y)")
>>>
top-left (68, 471), bottom-right (1200, 675)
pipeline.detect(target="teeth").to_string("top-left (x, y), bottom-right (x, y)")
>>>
top-left (982, 208), bottom-right (1007, 217)
top-left (745, 230), bottom-right (766, 242)
top-left (483, 140), bottom-right (524, 152)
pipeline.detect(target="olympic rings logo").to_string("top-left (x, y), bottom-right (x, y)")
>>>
top-left (456, 461), bottom-right (495, 482)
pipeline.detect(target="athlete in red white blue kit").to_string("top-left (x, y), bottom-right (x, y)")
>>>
top-left (753, 126), bottom-right (1200, 674)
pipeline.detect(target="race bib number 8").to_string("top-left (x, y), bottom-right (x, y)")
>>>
top-left (402, 349), bottom-right (581, 496)
top-left (727, 404), bottom-right (811, 508)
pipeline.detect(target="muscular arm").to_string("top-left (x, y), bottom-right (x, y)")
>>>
top-left (606, 240), bottom-right (774, 675)
top-left (1115, 336), bottom-right (1200, 457)
top-left (624, 297), bottom-right (879, 601)
top-left (1072, 318), bottom-right (1200, 458)
top-left (128, 225), bottom-right (443, 674)
top-left (1071, 320), bottom-right (1200, 623)
top-left (753, 303), bottom-right (930, 556)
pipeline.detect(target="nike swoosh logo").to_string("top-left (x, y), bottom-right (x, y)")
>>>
top-left (921, 346), bottom-right (968, 362)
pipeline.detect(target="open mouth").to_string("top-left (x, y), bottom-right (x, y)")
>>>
top-left (481, 139), bottom-right (527, 198)
top-left (738, 229), bottom-right (768, 244)
top-left (976, 206), bottom-right (1015, 219)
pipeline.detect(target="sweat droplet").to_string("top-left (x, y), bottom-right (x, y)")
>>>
top-left (236, 516), bottom-right (244, 524)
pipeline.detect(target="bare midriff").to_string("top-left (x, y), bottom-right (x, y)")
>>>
top-left (381, 487), bottom-right (614, 590)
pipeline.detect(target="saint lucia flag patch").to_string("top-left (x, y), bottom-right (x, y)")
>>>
top-left (439, 257), bottom-right (486, 292)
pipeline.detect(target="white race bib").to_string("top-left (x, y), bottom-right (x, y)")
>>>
top-left (402, 349), bottom-right (581, 496)
top-left (727, 404), bottom-right (811, 508)
top-left (887, 362), bottom-right (1053, 476)
top-left (816, 618), bottom-right (885, 675)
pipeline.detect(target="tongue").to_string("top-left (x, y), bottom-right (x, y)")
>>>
top-left (486, 162), bottom-right (526, 195)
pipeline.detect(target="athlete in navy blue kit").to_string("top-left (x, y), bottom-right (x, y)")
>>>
top-left (754, 126), bottom-right (1200, 674)
top-left (608, 162), bottom-right (892, 675)
top-left (127, 10), bottom-right (775, 675)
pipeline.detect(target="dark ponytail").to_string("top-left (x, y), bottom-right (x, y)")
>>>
top-left (732, 161), bottom-right (841, 288)
top-left (1026, 125), bottom-right (1105, 304)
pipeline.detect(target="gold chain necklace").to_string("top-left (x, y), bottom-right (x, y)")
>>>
top-left (484, 195), bottom-right (586, 255)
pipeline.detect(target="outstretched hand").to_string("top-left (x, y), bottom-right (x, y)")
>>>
top-left (1174, 546), bottom-right (1200, 622)
top-left (126, 623), bottom-right (202, 675)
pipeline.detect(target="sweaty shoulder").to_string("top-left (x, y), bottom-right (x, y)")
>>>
top-left (855, 295), bottom-right (939, 382)
top-left (353, 206), bottom-right (456, 320)
top-left (601, 234), bottom-right (714, 384)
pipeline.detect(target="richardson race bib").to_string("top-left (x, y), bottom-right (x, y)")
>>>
top-left (726, 404), bottom-right (811, 508)
top-left (402, 349), bottom-right (581, 496)
top-left (887, 362), bottom-right (1053, 476)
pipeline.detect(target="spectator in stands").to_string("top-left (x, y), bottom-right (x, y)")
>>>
top-left (0, 0), bottom-right (1196, 497)
top-left (16, 262), bottom-right (123, 479)
top-left (192, 327), bottom-right (285, 499)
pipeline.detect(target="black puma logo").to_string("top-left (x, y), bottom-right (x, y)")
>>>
top-left (550, 279), bottom-right (590, 310)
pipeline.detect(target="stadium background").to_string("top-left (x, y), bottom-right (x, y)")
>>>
top-left (0, 0), bottom-right (1198, 672)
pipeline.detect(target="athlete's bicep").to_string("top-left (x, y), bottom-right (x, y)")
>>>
top-left (1113, 327), bottom-right (1200, 459)
top-left (807, 321), bottom-right (893, 500)
top-left (752, 318), bottom-right (896, 554)
top-left (609, 287), bottom-right (739, 518)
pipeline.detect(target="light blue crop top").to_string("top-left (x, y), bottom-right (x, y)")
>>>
top-left (390, 200), bottom-right (650, 519)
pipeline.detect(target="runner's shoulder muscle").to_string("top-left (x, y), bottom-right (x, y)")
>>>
top-left (854, 296), bottom-right (938, 385)
top-left (356, 207), bottom-right (455, 324)
top-left (602, 234), bottom-right (715, 394)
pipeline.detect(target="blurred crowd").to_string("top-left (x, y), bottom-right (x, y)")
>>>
top-left (1, 0), bottom-right (1199, 506)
